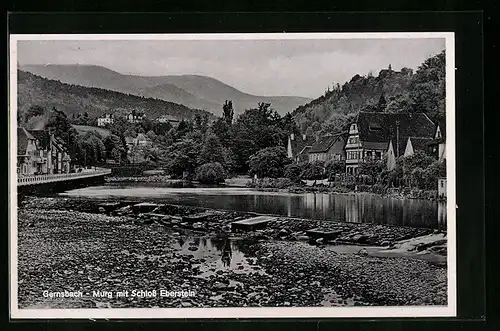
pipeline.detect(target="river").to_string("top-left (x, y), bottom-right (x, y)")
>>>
top-left (59, 182), bottom-right (446, 229)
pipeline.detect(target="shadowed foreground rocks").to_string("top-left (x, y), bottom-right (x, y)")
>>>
top-left (17, 197), bottom-right (447, 309)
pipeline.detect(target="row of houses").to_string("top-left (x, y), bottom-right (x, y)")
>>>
top-left (287, 112), bottom-right (446, 174)
top-left (17, 127), bottom-right (72, 176)
top-left (97, 112), bottom-right (181, 127)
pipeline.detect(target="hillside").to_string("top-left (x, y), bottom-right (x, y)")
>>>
top-left (20, 64), bottom-right (312, 116)
top-left (17, 70), bottom-right (214, 128)
top-left (72, 125), bottom-right (111, 137)
top-left (136, 83), bottom-right (221, 112)
top-left (292, 50), bottom-right (446, 135)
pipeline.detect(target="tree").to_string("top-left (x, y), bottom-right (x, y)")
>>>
top-left (212, 118), bottom-right (232, 147)
top-left (247, 146), bottom-right (290, 178)
top-left (300, 160), bottom-right (325, 180)
top-left (284, 162), bottom-right (305, 182)
top-left (325, 159), bottom-right (346, 180)
top-left (24, 105), bottom-right (45, 123)
top-left (231, 103), bottom-right (287, 173)
top-left (195, 162), bottom-right (226, 184)
top-left (146, 130), bottom-right (157, 142)
top-left (222, 100), bottom-right (234, 125)
top-left (104, 134), bottom-right (126, 163)
top-left (198, 132), bottom-right (225, 166)
top-left (377, 92), bottom-right (387, 111)
top-left (409, 50), bottom-right (445, 117)
top-left (165, 138), bottom-right (200, 179)
top-left (358, 158), bottom-right (384, 184)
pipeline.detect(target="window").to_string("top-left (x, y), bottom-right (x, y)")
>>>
top-left (441, 181), bottom-right (444, 188)
top-left (367, 151), bottom-right (372, 159)
top-left (375, 151), bottom-right (381, 159)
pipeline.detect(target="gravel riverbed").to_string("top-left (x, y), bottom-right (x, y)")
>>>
top-left (17, 196), bottom-right (447, 309)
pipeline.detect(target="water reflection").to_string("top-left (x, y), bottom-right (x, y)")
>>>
top-left (172, 234), bottom-right (263, 275)
top-left (63, 184), bottom-right (447, 229)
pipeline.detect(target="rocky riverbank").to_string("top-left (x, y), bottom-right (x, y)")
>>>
top-left (17, 196), bottom-right (447, 308)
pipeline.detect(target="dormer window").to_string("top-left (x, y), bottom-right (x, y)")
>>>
top-left (352, 124), bottom-right (357, 130)
top-left (369, 123), bottom-right (382, 131)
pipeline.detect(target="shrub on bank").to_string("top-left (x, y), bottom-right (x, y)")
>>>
top-left (195, 162), bottom-right (226, 185)
top-left (247, 177), bottom-right (296, 189)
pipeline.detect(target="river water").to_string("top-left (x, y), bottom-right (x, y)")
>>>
top-left (60, 182), bottom-right (446, 229)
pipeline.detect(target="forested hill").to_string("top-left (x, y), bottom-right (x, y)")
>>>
top-left (292, 50), bottom-right (446, 135)
top-left (17, 70), bottom-right (214, 128)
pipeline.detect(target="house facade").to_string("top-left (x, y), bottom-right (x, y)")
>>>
top-left (97, 113), bottom-right (114, 127)
top-left (134, 133), bottom-right (151, 146)
top-left (156, 115), bottom-right (180, 128)
top-left (428, 118), bottom-right (446, 161)
top-left (346, 112), bottom-right (435, 175)
top-left (287, 133), bottom-right (316, 163)
top-left (17, 128), bottom-right (71, 176)
top-left (308, 134), bottom-right (347, 163)
top-left (127, 112), bottom-right (146, 124)
top-left (438, 177), bottom-right (447, 198)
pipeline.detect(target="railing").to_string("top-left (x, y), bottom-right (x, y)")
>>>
top-left (17, 168), bottom-right (112, 186)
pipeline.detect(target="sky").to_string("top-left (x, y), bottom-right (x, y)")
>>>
top-left (17, 38), bottom-right (445, 98)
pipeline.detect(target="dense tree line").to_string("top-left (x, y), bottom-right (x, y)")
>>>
top-left (292, 50), bottom-right (446, 137)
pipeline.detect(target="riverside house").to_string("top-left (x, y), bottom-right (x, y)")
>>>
top-left (287, 133), bottom-right (316, 163)
top-left (346, 112), bottom-right (435, 175)
top-left (308, 133), bottom-right (347, 163)
top-left (17, 127), bottom-right (72, 176)
top-left (427, 117), bottom-right (447, 161)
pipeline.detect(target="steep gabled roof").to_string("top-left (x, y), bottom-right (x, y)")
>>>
top-left (436, 117), bottom-right (446, 139)
top-left (28, 130), bottom-right (51, 149)
top-left (389, 138), bottom-right (407, 158)
top-left (17, 127), bottom-right (35, 155)
top-left (409, 137), bottom-right (434, 152)
top-left (357, 112), bottom-right (435, 144)
top-left (290, 134), bottom-right (315, 157)
top-left (309, 133), bottom-right (346, 153)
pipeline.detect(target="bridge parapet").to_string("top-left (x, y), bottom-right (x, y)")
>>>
top-left (17, 168), bottom-right (112, 186)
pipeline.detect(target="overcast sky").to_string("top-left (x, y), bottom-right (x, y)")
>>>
top-left (17, 38), bottom-right (445, 98)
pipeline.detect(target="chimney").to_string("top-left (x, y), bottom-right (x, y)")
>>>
top-left (396, 120), bottom-right (400, 158)
top-left (302, 134), bottom-right (306, 141)
top-left (290, 133), bottom-right (295, 141)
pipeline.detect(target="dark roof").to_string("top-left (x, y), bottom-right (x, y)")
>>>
top-left (290, 134), bottom-right (315, 157)
top-left (436, 117), bottom-right (446, 139)
top-left (357, 112), bottom-right (435, 144)
top-left (389, 138), bottom-right (407, 157)
top-left (408, 137), bottom-right (434, 152)
top-left (28, 130), bottom-right (51, 149)
top-left (17, 127), bottom-right (35, 155)
top-left (309, 133), bottom-right (346, 153)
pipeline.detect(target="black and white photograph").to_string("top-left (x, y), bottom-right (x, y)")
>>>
top-left (9, 33), bottom-right (456, 319)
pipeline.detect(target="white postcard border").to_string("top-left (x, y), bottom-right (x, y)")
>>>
top-left (9, 32), bottom-right (456, 319)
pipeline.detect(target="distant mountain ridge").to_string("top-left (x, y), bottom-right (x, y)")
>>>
top-left (20, 64), bottom-right (312, 115)
top-left (17, 70), bottom-right (214, 128)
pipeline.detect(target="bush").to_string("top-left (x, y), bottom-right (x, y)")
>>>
top-left (248, 177), bottom-right (296, 189)
top-left (248, 147), bottom-right (291, 178)
top-left (195, 162), bottom-right (226, 184)
top-left (284, 162), bottom-right (306, 182)
top-left (300, 160), bottom-right (325, 180)
top-left (325, 159), bottom-right (345, 180)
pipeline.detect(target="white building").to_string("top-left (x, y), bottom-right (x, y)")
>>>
top-left (127, 112), bottom-right (145, 124)
top-left (97, 113), bottom-right (114, 127)
top-left (156, 115), bottom-right (180, 127)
